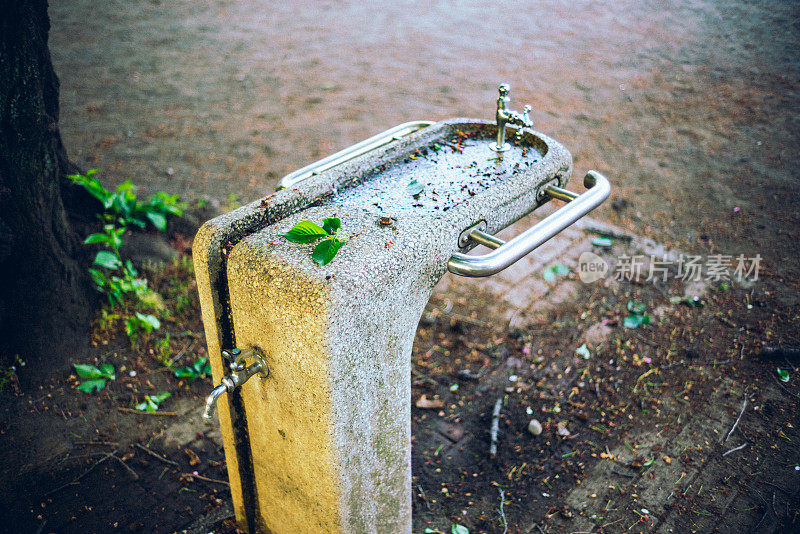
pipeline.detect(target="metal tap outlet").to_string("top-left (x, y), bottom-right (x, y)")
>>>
top-left (202, 347), bottom-right (269, 421)
top-left (491, 83), bottom-right (533, 152)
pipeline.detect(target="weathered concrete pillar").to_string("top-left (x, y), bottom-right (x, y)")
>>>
top-left (194, 119), bottom-right (580, 533)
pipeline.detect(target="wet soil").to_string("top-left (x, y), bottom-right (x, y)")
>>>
top-left (1, 0), bottom-right (798, 532)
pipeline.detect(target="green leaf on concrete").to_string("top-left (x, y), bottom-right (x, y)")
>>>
top-left (451, 525), bottom-right (470, 534)
top-left (94, 250), bottom-right (122, 269)
top-left (77, 379), bottom-right (107, 393)
top-left (591, 237), bottom-right (613, 247)
top-left (407, 179), bottom-right (424, 198)
top-left (322, 217), bottom-right (341, 235)
top-left (282, 221), bottom-right (329, 243)
top-left (312, 239), bottom-right (344, 266)
top-left (777, 368), bottom-right (790, 383)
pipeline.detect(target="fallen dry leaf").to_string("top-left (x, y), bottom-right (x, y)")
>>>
top-left (415, 395), bottom-right (444, 409)
top-left (185, 448), bottom-right (200, 466)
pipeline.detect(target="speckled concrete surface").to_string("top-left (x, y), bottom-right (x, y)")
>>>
top-left (194, 119), bottom-right (577, 532)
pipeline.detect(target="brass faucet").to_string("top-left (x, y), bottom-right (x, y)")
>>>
top-left (202, 348), bottom-right (269, 421)
top-left (491, 83), bottom-right (533, 152)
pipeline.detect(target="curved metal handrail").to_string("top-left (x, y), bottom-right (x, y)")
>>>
top-left (278, 120), bottom-right (435, 189)
top-left (447, 170), bottom-right (611, 277)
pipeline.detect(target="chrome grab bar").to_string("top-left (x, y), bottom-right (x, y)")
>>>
top-left (447, 170), bottom-right (611, 277)
top-left (278, 120), bottom-right (435, 189)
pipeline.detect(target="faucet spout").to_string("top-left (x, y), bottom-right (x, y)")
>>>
top-left (202, 382), bottom-right (230, 420)
top-left (201, 348), bottom-right (269, 421)
top-left (491, 84), bottom-right (533, 152)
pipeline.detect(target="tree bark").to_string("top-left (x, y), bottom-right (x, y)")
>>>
top-left (0, 0), bottom-right (95, 382)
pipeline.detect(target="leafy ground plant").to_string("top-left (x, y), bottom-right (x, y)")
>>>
top-left (73, 363), bottom-right (116, 393)
top-left (624, 300), bottom-right (651, 329)
top-left (174, 357), bottom-right (212, 381)
top-left (136, 391), bottom-right (171, 412)
top-left (282, 217), bottom-right (350, 265)
top-left (125, 312), bottom-right (161, 340)
top-left (68, 169), bottom-right (184, 230)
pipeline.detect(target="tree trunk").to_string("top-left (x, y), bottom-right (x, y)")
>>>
top-left (0, 0), bottom-right (95, 383)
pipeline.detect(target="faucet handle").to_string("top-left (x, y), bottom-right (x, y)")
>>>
top-left (515, 105), bottom-right (533, 142)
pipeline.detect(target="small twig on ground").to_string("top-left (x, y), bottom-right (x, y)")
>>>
top-left (110, 453), bottom-right (139, 480)
top-left (168, 346), bottom-right (189, 366)
top-left (498, 488), bottom-right (508, 534)
top-left (763, 481), bottom-right (788, 493)
top-left (693, 359), bottom-right (731, 366)
top-left (722, 442), bottom-right (747, 457)
top-left (715, 315), bottom-right (737, 328)
top-left (416, 484), bottom-right (430, 510)
top-left (760, 346), bottom-right (800, 361)
top-left (489, 397), bottom-right (503, 458)
top-left (748, 484), bottom-right (770, 533)
top-left (74, 441), bottom-right (119, 447)
top-left (458, 367), bottom-right (489, 381)
top-left (45, 450), bottom-right (116, 496)
top-left (600, 518), bottom-right (624, 529)
top-left (117, 407), bottom-right (179, 416)
top-left (134, 443), bottom-right (179, 467)
top-left (185, 473), bottom-right (229, 485)
top-left (612, 469), bottom-right (636, 478)
top-left (633, 333), bottom-right (658, 347)
top-left (411, 366), bottom-right (439, 387)
top-left (725, 398), bottom-right (748, 442)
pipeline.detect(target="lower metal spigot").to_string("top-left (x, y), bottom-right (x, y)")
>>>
top-left (202, 348), bottom-right (269, 421)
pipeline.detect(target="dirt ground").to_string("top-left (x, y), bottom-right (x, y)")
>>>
top-left (1, 0), bottom-right (799, 532)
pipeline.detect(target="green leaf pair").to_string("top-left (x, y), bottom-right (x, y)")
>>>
top-left (74, 363), bottom-right (116, 393)
top-left (623, 300), bottom-right (651, 329)
top-left (136, 391), bottom-right (171, 412)
top-left (282, 217), bottom-right (347, 266)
